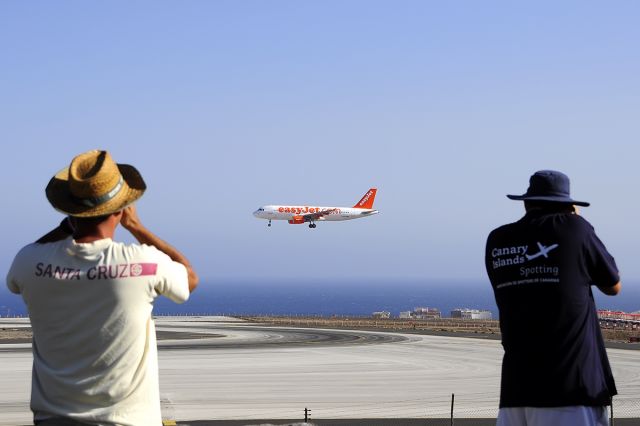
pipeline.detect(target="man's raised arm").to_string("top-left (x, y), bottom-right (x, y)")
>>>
top-left (120, 205), bottom-right (199, 293)
top-left (598, 281), bottom-right (621, 296)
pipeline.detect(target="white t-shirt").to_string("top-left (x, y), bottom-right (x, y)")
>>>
top-left (6, 237), bottom-right (190, 426)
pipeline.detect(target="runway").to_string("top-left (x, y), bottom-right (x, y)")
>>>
top-left (1, 317), bottom-right (639, 425)
top-left (155, 319), bottom-right (410, 350)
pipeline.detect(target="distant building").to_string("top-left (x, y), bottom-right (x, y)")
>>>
top-left (598, 310), bottom-right (640, 330)
top-left (399, 311), bottom-right (412, 319)
top-left (412, 307), bottom-right (441, 320)
top-left (598, 310), bottom-right (640, 322)
top-left (451, 308), bottom-right (492, 320)
top-left (372, 311), bottom-right (391, 319)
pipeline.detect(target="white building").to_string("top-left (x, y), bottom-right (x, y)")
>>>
top-left (451, 308), bottom-right (492, 320)
top-left (408, 307), bottom-right (441, 319)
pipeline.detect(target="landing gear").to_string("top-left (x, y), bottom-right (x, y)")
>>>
top-left (268, 220), bottom-right (272, 227)
top-left (309, 223), bottom-right (317, 229)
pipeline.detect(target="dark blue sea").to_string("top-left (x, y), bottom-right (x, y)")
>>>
top-left (3, 280), bottom-right (637, 318)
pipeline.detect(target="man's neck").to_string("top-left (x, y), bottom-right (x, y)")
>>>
top-left (73, 231), bottom-right (113, 243)
top-left (72, 216), bottom-right (118, 243)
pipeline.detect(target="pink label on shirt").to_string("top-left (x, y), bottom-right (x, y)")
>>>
top-left (130, 263), bottom-right (158, 277)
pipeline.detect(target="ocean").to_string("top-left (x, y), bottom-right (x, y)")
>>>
top-left (1, 280), bottom-right (638, 318)
top-left (154, 280), bottom-right (501, 317)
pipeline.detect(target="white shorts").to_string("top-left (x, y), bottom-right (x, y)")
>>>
top-left (497, 406), bottom-right (609, 426)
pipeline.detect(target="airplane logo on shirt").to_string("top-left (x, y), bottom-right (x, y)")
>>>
top-left (525, 242), bottom-right (559, 261)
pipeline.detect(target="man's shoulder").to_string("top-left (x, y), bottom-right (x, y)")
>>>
top-left (8, 241), bottom-right (68, 291)
top-left (571, 214), bottom-right (594, 231)
top-left (15, 241), bottom-right (40, 254)
top-left (13, 239), bottom-right (65, 260)
top-left (487, 221), bottom-right (520, 240)
top-left (489, 214), bottom-right (594, 235)
top-left (544, 213), bottom-right (595, 238)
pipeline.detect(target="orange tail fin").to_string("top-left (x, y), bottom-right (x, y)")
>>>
top-left (353, 188), bottom-right (377, 209)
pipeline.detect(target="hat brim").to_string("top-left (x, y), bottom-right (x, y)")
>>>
top-left (506, 194), bottom-right (590, 207)
top-left (46, 164), bottom-right (146, 217)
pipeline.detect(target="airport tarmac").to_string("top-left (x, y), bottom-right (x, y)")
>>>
top-left (1, 316), bottom-right (639, 425)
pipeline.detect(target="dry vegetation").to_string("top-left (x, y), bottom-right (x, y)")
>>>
top-left (0, 327), bottom-right (32, 342)
top-left (241, 316), bottom-right (501, 335)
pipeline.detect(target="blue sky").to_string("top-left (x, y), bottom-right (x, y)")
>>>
top-left (1, 2), bottom-right (639, 289)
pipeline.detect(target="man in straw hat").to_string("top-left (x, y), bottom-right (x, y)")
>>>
top-left (7, 150), bottom-right (198, 426)
top-left (485, 170), bottom-right (620, 426)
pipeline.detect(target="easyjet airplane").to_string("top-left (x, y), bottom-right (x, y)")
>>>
top-left (253, 188), bottom-right (378, 228)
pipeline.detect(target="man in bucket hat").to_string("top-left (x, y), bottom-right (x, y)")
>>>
top-left (485, 170), bottom-right (620, 426)
top-left (7, 150), bottom-right (198, 426)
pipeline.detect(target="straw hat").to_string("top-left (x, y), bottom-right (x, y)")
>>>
top-left (46, 150), bottom-right (146, 217)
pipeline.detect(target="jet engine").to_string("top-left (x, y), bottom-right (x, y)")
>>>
top-left (288, 215), bottom-right (305, 224)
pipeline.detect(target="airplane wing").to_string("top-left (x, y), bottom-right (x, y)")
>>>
top-left (301, 208), bottom-right (337, 222)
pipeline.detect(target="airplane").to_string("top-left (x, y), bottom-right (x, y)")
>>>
top-left (525, 242), bottom-right (559, 261)
top-left (253, 188), bottom-right (378, 229)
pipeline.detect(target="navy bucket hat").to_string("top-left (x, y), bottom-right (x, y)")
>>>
top-left (507, 170), bottom-right (590, 207)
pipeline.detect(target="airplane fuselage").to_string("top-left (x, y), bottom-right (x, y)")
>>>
top-left (253, 205), bottom-right (379, 222)
top-left (253, 188), bottom-right (379, 228)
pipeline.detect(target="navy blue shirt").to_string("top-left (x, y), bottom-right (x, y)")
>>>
top-left (485, 210), bottom-right (619, 407)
